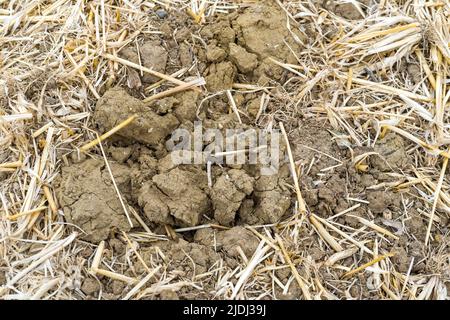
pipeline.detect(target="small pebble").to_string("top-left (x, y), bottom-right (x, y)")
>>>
top-left (155, 9), bottom-right (167, 19)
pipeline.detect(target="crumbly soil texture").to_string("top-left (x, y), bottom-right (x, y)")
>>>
top-left (4, 0), bottom-right (448, 300)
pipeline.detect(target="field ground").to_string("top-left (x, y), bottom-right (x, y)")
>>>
top-left (0, 0), bottom-right (449, 300)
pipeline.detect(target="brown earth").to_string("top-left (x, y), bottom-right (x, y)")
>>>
top-left (54, 0), bottom-right (446, 299)
top-left (56, 158), bottom-right (134, 243)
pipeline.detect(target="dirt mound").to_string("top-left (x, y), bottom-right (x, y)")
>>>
top-left (240, 170), bottom-right (292, 224)
top-left (232, 3), bottom-right (303, 62)
top-left (94, 87), bottom-right (179, 147)
top-left (139, 167), bottom-right (209, 227)
top-left (210, 169), bottom-right (254, 225)
top-left (56, 159), bottom-right (133, 243)
top-left (198, 1), bottom-right (304, 90)
top-left (63, 0), bottom-right (416, 249)
top-left (59, 70), bottom-right (295, 233)
top-left (204, 61), bottom-right (237, 92)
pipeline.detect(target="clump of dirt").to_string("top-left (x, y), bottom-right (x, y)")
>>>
top-left (228, 43), bottom-right (258, 74)
top-left (138, 167), bottom-right (209, 227)
top-left (239, 170), bottom-right (292, 224)
top-left (81, 278), bottom-right (101, 296)
top-left (119, 40), bottom-right (168, 84)
top-left (407, 63), bottom-right (422, 85)
top-left (306, 173), bottom-right (348, 217)
top-left (205, 44), bottom-right (227, 62)
top-left (404, 211), bottom-right (428, 241)
top-left (204, 61), bottom-right (237, 92)
top-left (366, 190), bottom-right (402, 215)
top-left (93, 87), bottom-right (179, 147)
top-left (199, 0), bottom-right (305, 90)
top-left (108, 145), bottom-right (133, 164)
top-left (216, 226), bottom-right (260, 259)
top-left (170, 91), bottom-right (202, 123)
top-left (231, 3), bottom-right (303, 63)
top-left (392, 239), bottom-right (427, 273)
top-left (56, 158), bottom-right (133, 243)
top-left (322, 0), bottom-right (365, 20)
top-left (210, 169), bottom-right (254, 226)
top-left (128, 146), bottom-right (160, 185)
top-left (135, 162), bottom-right (293, 229)
top-left (144, 90), bottom-right (201, 127)
top-left (370, 132), bottom-right (410, 171)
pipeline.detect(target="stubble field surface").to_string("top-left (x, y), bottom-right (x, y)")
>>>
top-left (0, 0), bottom-right (449, 300)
